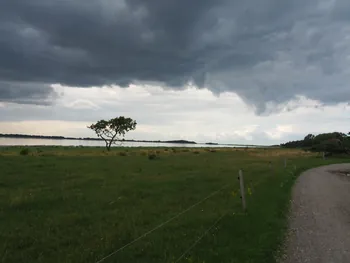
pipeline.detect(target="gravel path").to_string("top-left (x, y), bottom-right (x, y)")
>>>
top-left (282, 163), bottom-right (350, 263)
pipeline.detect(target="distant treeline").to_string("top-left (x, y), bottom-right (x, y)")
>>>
top-left (281, 132), bottom-right (350, 154)
top-left (0, 133), bottom-right (100, 141)
top-left (0, 133), bottom-right (197, 144)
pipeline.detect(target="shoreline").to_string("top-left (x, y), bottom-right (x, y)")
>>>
top-left (0, 134), bottom-right (271, 148)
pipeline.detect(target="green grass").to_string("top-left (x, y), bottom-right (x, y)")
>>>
top-left (0, 147), bottom-right (348, 263)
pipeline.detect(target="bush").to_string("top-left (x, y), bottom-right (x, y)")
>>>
top-left (119, 151), bottom-right (128, 156)
top-left (36, 148), bottom-right (43, 153)
top-left (20, 148), bottom-right (30, 156)
top-left (193, 151), bottom-right (200, 154)
top-left (311, 139), bottom-right (348, 154)
top-left (148, 153), bottom-right (158, 160)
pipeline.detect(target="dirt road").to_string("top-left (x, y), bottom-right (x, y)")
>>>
top-left (282, 163), bottom-right (350, 263)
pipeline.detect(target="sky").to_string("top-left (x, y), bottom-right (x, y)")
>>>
top-left (0, 0), bottom-right (350, 144)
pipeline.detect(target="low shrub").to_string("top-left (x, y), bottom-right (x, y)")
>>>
top-left (148, 153), bottom-right (158, 160)
top-left (36, 148), bottom-right (43, 153)
top-left (20, 148), bottom-right (30, 156)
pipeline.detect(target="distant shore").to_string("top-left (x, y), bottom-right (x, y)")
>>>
top-left (0, 133), bottom-right (197, 145)
top-left (0, 133), bottom-right (273, 148)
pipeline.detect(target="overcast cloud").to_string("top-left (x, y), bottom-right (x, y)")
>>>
top-left (0, 0), bottom-right (350, 143)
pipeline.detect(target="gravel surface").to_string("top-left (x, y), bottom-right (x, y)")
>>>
top-left (282, 164), bottom-right (350, 263)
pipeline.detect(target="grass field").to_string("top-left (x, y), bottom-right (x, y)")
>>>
top-left (0, 146), bottom-right (348, 263)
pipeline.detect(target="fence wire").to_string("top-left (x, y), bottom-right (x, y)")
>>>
top-left (95, 184), bottom-right (230, 263)
top-left (96, 162), bottom-right (297, 263)
top-left (174, 212), bottom-right (228, 263)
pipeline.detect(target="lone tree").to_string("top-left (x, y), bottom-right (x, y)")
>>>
top-left (88, 116), bottom-right (137, 151)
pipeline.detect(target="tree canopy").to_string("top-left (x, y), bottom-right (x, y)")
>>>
top-left (88, 116), bottom-right (137, 151)
top-left (281, 132), bottom-right (350, 154)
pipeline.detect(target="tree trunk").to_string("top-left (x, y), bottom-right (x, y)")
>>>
top-left (105, 141), bottom-right (110, 151)
top-left (107, 140), bottom-right (113, 151)
top-left (107, 134), bottom-right (117, 151)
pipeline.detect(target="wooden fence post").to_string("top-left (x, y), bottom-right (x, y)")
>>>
top-left (284, 158), bottom-right (287, 169)
top-left (238, 170), bottom-right (246, 211)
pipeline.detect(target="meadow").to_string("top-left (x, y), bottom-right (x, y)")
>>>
top-left (0, 146), bottom-right (347, 263)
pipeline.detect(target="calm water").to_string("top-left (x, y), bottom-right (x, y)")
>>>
top-left (0, 138), bottom-right (240, 148)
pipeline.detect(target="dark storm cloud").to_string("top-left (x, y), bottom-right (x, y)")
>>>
top-left (0, 81), bottom-right (57, 105)
top-left (1, 0), bottom-right (350, 111)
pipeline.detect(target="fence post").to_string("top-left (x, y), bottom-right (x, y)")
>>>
top-left (323, 152), bottom-right (326, 160)
top-left (238, 170), bottom-right (246, 211)
top-left (284, 158), bottom-right (287, 169)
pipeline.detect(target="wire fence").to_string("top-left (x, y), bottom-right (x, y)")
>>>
top-left (95, 184), bottom-right (230, 263)
top-left (95, 158), bottom-right (298, 263)
top-left (173, 212), bottom-right (228, 263)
